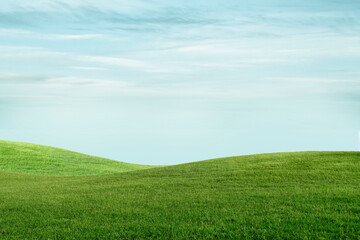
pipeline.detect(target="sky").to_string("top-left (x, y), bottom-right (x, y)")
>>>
top-left (1, 0), bottom-right (360, 165)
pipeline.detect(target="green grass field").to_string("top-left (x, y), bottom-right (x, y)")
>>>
top-left (0, 140), bottom-right (157, 176)
top-left (0, 141), bottom-right (359, 239)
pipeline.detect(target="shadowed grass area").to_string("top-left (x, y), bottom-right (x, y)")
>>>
top-left (0, 140), bottom-right (158, 176)
top-left (0, 147), bottom-right (359, 239)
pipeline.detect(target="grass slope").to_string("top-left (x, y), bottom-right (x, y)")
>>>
top-left (0, 140), bottom-right (156, 176)
top-left (0, 149), bottom-right (359, 239)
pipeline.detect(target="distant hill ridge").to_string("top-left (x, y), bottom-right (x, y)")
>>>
top-left (0, 140), bottom-right (157, 176)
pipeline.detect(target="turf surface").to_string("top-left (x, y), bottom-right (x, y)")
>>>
top-left (0, 142), bottom-right (359, 239)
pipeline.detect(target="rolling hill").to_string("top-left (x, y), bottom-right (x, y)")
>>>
top-left (0, 140), bottom-right (157, 176)
top-left (0, 141), bottom-right (359, 239)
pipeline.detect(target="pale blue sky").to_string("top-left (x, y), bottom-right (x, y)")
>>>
top-left (1, 0), bottom-right (359, 164)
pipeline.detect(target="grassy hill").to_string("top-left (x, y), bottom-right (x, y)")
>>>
top-left (0, 140), bottom-right (157, 176)
top-left (0, 142), bottom-right (359, 239)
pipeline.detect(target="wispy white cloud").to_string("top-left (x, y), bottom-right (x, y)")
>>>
top-left (76, 55), bottom-right (180, 73)
top-left (0, 29), bottom-right (30, 35)
top-left (71, 66), bottom-right (108, 71)
top-left (45, 77), bottom-right (131, 87)
top-left (47, 34), bottom-right (105, 40)
top-left (0, 45), bottom-right (184, 74)
top-left (0, 28), bottom-right (105, 40)
top-left (0, 74), bottom-right (48, 84)
top-left (267, 77), bottom-right (360, 83)
top-left (77, 56), bottom-right (148, 68)
top-left (0, 45), bottom-right (46, 52)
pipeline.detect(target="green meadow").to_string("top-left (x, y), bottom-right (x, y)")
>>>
top-left (0, 140), bottom-right (157, 176)
top-left (0, 140), bottom-right (359, 239)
